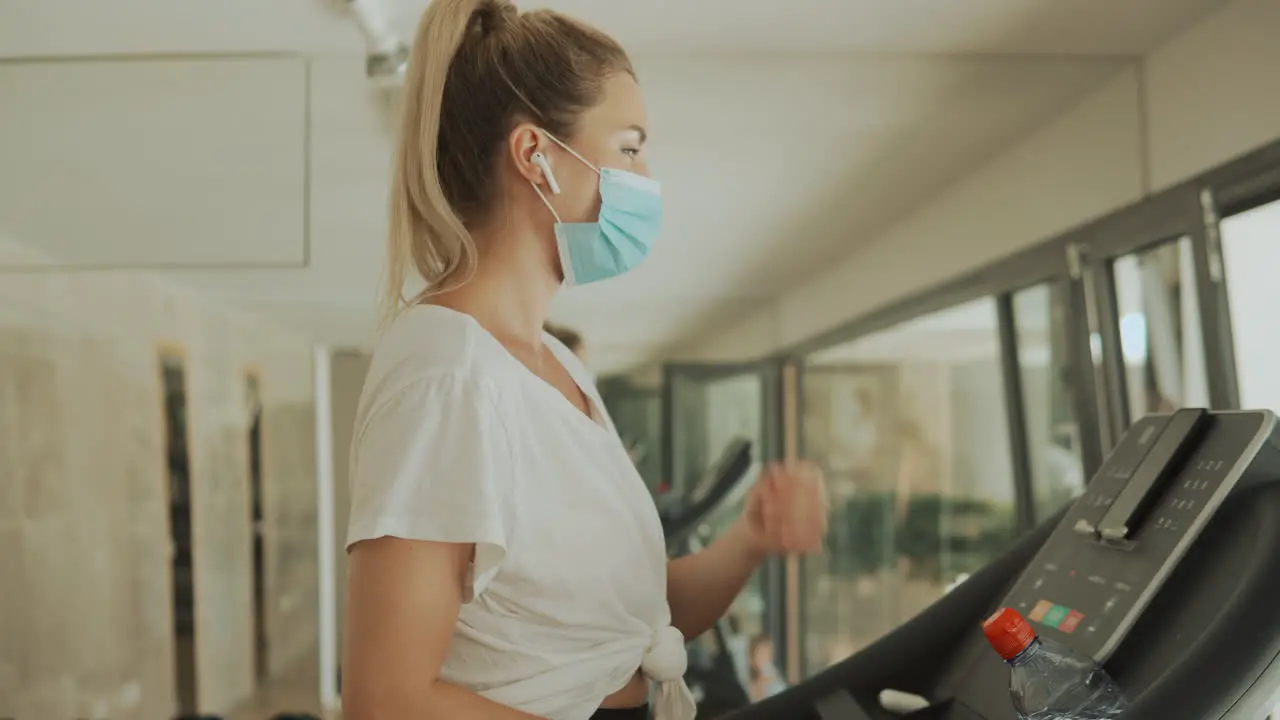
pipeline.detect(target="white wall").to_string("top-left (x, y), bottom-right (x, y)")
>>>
top-left (679, 0), bottom-right (1280, 361)
top-left (0, 244), bottom-right (319, 719)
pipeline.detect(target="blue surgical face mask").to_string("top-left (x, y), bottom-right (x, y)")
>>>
top-left (531, 132), bottom-right (662, 286)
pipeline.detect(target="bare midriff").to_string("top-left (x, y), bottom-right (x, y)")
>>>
top-left (598, 669), bottom-right (649, 709)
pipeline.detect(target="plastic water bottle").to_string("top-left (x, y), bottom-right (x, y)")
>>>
top-left (982, 607), bottom-right (1131, 720)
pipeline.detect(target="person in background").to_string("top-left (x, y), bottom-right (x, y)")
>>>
top-left (747, 634), bottom-right (787, 701)
top-left (544, 321), bottom-right (585, 361)
top-left (723, 615), bottom-right (751, 694)
top-left (340, 1), bottom-right (831, 719)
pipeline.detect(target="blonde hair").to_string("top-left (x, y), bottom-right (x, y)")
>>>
top-left (382, 0), bottom-right (633, 322)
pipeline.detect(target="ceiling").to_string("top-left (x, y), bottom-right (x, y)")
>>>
top-left (806, 276), bottom-right (1060, 365)
top-left (807, 298), bottom-right (1014, 365)
top-left (0, 0), bottom-right (1223, 373)
top-left (390, 0), bottom-right (1222, 55)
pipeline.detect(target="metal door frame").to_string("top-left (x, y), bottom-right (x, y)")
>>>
top-left (1057, 183), bottom-right (1240, 442)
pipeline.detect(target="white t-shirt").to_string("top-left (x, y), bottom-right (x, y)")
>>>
top-left (345, 305), bottom-right (695, 720)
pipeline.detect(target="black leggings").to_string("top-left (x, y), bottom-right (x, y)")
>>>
top-left (590, 704), bottom-right (650, 720)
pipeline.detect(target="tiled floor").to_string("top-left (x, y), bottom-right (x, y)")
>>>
top-left (227, 654), bottom-right (341, 720)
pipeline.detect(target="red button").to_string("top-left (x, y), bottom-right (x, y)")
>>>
top-left (1058, 610), bottom-right (1086, 634)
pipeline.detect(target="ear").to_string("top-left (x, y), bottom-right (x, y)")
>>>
top-left (508, 123), bottom-right (551, 186)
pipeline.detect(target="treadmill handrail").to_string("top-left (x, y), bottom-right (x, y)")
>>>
top-left (663, 438), bottom-right (755, 547)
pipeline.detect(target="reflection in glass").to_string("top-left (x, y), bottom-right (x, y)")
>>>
top-left (1220, 198), bottom-right (1280, 413)
top-left (664, 368), bottom-right (774, 710)
top-left (695, 374), bottom-right (767, 635)
top-left (160, 353), bottom-right (197, 715)
top-left (669, 372), bottom-right (762, 502)
top-left (1012, 283), bottom-right (1086, 521)
top-left (1111, 237), bottom-right (1208, 422)
top-left (800, 299), bottom-right (1018, 675)
top-left (245, 372), bottom-right (269, 684)
top-left (599, 376), bottom-right (663, 491)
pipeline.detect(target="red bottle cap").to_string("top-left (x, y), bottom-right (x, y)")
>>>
top-left (983, 607), bottom-right (1037, 660)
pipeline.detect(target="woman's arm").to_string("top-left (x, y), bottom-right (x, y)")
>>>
top-left (667, 460), bottom-right (828, 640)
top-left (343, 537), bottom-right (544, 720)
top-left (666, 518), bottom-right (766, 639)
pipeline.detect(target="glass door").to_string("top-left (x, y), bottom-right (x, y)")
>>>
top-left (1006, 281), bottom-right (1089, 523)
top-left (798, 298), bottom-right (1025, 675)
top-left (1064, 185), bottom-right (1237, 454)
top-left (662, 361), bottom-right (784, 704)
top-left (598, 375), bottom-right (663, 492)
top-left (663, 363), bottom-right (777, 506)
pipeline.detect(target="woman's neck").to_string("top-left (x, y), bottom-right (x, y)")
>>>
top-left (430, 229), bottom-right (560, 352)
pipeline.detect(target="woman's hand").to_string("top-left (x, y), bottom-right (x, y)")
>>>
top-left (667, 460), bottom-right (828, 638)
top-left (739, 460), bottom-right (829, 557)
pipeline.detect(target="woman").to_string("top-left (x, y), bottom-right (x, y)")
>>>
top-left (748, 634), bottom-right (788, 701)
top-left (341, 1), bottom-right (829, 719)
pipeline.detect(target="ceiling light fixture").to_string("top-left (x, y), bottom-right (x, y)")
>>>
top-left (345, 0), bottom-right (410, 86)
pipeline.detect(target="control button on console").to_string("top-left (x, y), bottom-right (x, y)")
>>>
top-left (1058, 611), bottom-right (1085, 634)
top-left (1028, 600), bottom-right (1053, 623)
top-left (1043, 605), bottom-right (1071, 629)
top-left (1097, 408), bottom-right (1211, 541)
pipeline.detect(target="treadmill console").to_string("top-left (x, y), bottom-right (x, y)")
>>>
top-left (726, 409), bottom-right (1280, 720)
top-left (1001, 409), bottom-right (1277, 662)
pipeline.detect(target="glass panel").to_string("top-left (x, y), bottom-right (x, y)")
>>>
top-left (1220, 196), bottom-right (1280, 720)
top-left (801, 298), bottom-right (1019, 675)
top-left (598, 376), bottom-right (663, 491)
top-left (1111, 237), bottom-right (1209, 422)
top-left (1012, 283), bottom-right (1086, 522)
top-left (664, 367), bottom-right (777, 707)
top-left (1220, 197), bottom-right (1280, 412)
top-left (159, 353), bottom-right (198, 714)
top-left (669, 371), bottom-right (763, 503)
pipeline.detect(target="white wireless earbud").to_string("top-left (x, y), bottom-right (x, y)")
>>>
top-left (531, 152), bottom-right (561, 195)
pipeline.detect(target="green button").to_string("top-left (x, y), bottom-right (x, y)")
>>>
top-left (1042, 604), bottom-right (1071, 628)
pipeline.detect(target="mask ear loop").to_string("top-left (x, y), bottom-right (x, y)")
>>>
top-left (529, 130), bottom-right (603, 223)
top-left (541, 130), bottom-right (602, 176)
top-left (530, 181), bottom-right (561, 223)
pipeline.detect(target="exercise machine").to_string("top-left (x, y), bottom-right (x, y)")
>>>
top-left (726, 409), bottom-right (1280, 719)
top-left (661, 438), bottom-right (755, 552)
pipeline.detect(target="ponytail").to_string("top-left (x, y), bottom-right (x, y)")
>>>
top-left (383, 0), bottom-right (490, 323)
